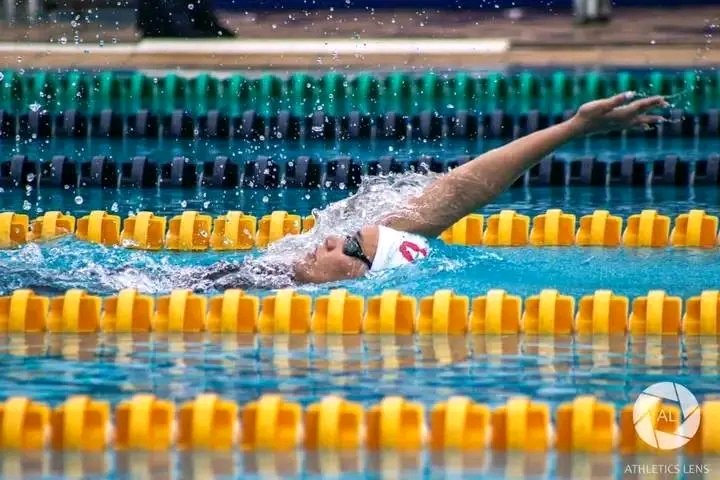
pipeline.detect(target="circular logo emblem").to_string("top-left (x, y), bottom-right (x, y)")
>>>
top-left (633, 382), bottom-right (701, 450)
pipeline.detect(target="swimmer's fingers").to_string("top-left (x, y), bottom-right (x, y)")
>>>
top-left (580, 92), bottom-right (632, 116)
top-left (603, 91), bottom-right (636, 111)
top-left (625, 95), bottom-right (669, 114)
top-left (609, 97), bottom-right (667, 126)
top-left (577, 92), bottom-right (660, 118)
top-left (575, 93), bottom-right (668, 135)
top-left (630, 114), bottom-right (667, 131)
top-left (635, 114), bottom-right (667, 125)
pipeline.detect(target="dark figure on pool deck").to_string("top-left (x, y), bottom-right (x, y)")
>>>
top-left (137, 0), bottom-right (234, 38)
top-left (199, 92), bottom-right (668, 290)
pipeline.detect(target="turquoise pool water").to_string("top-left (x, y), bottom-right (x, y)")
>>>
top-left (2, 135), bottom-right (720, 479)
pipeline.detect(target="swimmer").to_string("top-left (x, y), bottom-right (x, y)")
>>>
top-left (197, 92), bottom-right (668, 290)
top-left (2, 93), bottom-right (668, 294)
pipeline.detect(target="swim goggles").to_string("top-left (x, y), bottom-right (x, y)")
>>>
top-left (342, 233), bottom-right (372, 269)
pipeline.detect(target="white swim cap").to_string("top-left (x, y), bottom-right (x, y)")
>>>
top-left (370, 225), bottom-right (430, 272)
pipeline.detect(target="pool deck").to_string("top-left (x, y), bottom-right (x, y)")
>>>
top-left (1, 6), bottom-right (718, 70)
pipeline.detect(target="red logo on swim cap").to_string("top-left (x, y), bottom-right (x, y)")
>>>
top-left (399, 241), bottom-right (428, 262)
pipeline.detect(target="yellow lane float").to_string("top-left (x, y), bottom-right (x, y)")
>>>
top-left (483, 210), bottom-right (530, 246)
top-left (440, 214), bottom-right (484, 246)
top-left (622, 209), bottom-right (670, 247)
top-left (101, 288), bottom-right (155, 332)
top-left (469, 289), bottom-right (522, 334)
top-left (120, 211), bottom-right (167, 250)
top-left (240, 394), bottom-right (302, 450)
top-left (165, 211), bottom-right (212, 251)
top-left (0, 289), bottom-right (48, 332)
top-left (363, 290), bottom-right (417, 334)
top-left (209, 211), bottom-right (256, 250)
top-left (312, 288), bottom-right (364, 334)
top-left (0, 212), bottom-right (29, 248)
top-left (30, 212), bottom-right (75, 241)
top-left (575, 210), bottom-right (623, 247)
top-left (575, 290), bottom-right (628, 335)
top-left (75, 211), bottom-right (121, 246)
top-left (530, 209), bottom-right (576, 246)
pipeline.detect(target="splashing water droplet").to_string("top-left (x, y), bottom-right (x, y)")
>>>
top-left (29, 102), bottom-right (41, 112)
top-left (74, 195), bottom-right (84, 205)
top-left (110, 202), bottom-right (119, 213)
top-left (0, 72), bottom-right (4, 82)
top-left (59, 36), bottom-right (67, 45)
top-left (262, 195), bottom-right (269, 203)
top-left (203, 201), bottom-right (210, 209)
top-left (180, 200), bottom-right (187, 208)
top-left (22, 200), bottom-right (31, 210)
top-left (187, 3), bottom-right (194, 9)
top-left (26, 173), bottom-right (35, 182)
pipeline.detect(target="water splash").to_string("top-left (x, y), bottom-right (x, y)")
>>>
top-left (215, 172), bottom-right (437, 290)
top-left (0, 173), bottom-right (437, 295)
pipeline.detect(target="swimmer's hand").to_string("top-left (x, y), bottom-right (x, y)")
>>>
top-left (570, 92), bottom-right (669, 135)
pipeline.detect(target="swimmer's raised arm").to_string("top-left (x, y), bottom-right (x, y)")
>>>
top-left (381, 93), bottom-right (668, 237)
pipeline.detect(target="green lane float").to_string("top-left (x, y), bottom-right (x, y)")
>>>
top-left (6, 69), bottom-right (718, 119)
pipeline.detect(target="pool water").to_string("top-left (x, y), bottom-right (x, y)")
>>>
top-left (2, 133), bottom-right (720, 479)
